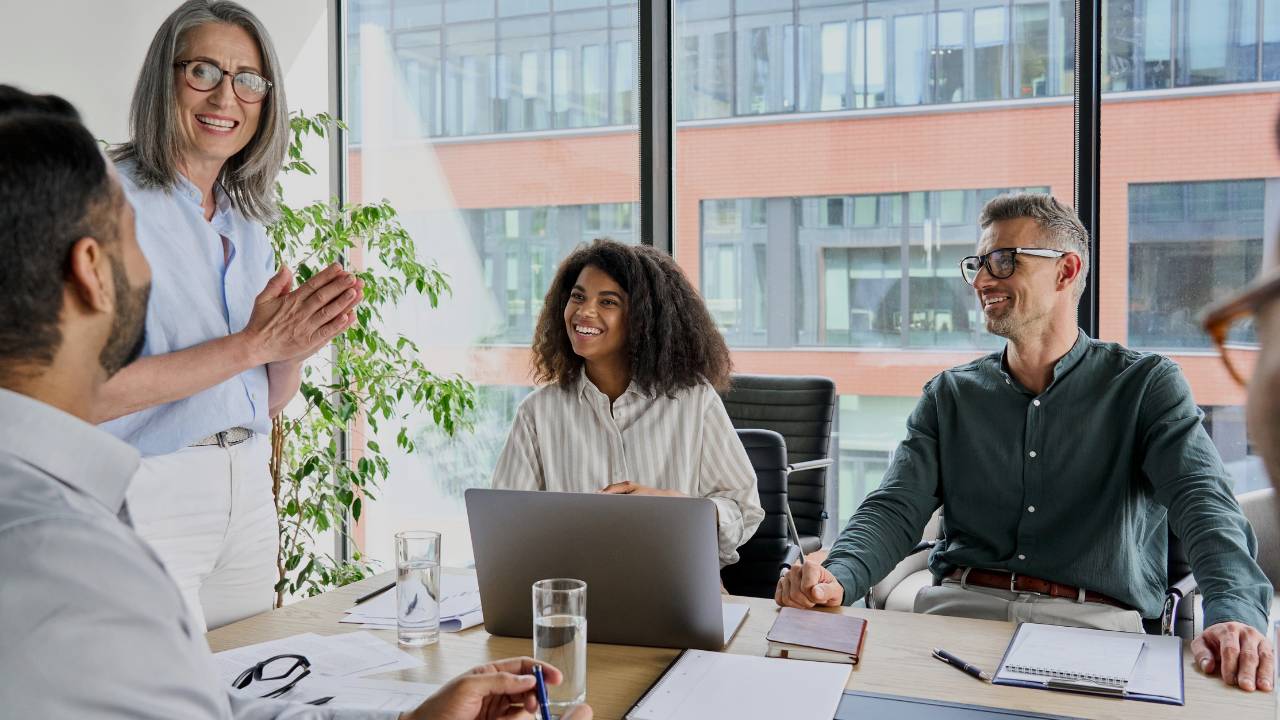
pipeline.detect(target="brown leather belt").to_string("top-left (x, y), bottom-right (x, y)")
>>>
top-left (949, 568), bottom-right (1130, 610)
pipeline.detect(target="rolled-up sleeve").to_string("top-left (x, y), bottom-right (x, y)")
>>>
top-left (824, 380), bottom-right (943, 605)
top-left (1141, 363), bottom-right (1273, 632)
top-left (698, 394), bottom-right (765, 566)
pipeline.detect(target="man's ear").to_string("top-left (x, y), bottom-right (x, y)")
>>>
top-left (66, 237), bottom-right (112, 314)
top-left (1058, 252), bottom-right (1083, 292)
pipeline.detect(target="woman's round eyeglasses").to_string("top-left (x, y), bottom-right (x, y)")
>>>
top-left (174, 59), bottom-right (272, 104)
top-left (1201, 269), bottom-right (1280, 386)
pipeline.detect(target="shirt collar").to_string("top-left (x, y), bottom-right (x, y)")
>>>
top-left (174, 172), bottom-right (234, 230)
top-left (996, 329), bottom-right (1092, 391)
top-left (0, 388), bottom-right (140, 515)
top-left (575, 371), bottom-right (652, 401)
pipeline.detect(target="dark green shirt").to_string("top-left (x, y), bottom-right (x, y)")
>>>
top-left (825, 331), bottom-right (1272, 631)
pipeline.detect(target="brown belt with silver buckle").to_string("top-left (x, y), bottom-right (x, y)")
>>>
top-left (949, 568), bottom-right (1130, 609)
top-left (190, 427), bottom-right (254, 448)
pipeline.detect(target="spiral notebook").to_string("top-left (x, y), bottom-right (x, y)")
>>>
top-left (993, 623), bottom-right (1184, 705)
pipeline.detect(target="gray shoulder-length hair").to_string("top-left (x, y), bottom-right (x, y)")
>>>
top-left (110, 0), bottom-right (287, 224)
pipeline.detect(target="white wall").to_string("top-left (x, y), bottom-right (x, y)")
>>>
top-left (0, 0), bottom-right (333, 202)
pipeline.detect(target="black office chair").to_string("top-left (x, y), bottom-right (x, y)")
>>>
top-left (719, 374), bottom-right (836, 554)
top-left (719, 429), bottom-right (801, 598)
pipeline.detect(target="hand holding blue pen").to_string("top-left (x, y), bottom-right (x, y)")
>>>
top-left (533, 663), bottom-right (553, 720)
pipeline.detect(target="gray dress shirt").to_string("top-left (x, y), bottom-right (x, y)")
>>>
top-left (0, 388), bottom-right (399, 719)
top-left (823, 331), bottom-right (1273, 631)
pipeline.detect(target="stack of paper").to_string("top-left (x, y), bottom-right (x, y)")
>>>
top-left (265, 675), bottom-right (442, 711)
top-left (214, 632), bottom-right (438, 710)
top-left (213, 631), bottom-right (424, 684)
top-left (342, 572), bottom-right (483, 632)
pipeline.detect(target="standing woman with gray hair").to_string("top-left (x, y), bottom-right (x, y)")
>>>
top-left (98, 0), bottom-right (362, 631)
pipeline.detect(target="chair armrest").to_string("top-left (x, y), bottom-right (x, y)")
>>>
top-left (787, 458), bottom-right (834, 474)
top-left (1160, 573), bottom-right (1198, 636)
top-left (1168, 572), bottom-right (1197, 599)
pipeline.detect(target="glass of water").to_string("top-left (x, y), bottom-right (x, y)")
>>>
top-left (532, 578), bottom-right (587, 714)
top-left (395, 530), bottom-right (441, 647)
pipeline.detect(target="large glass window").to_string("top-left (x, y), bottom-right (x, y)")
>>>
top-left (347, 1), bottom-right (639, 567)
top-left (677, 2), bottom-right (1076, 530)
top-left (1102, 2), bottom-right (1279, 493)
top-left (1105, 0), bottom-right (1271, 91)
top-left (344, 0), bottom-right (1280, 566)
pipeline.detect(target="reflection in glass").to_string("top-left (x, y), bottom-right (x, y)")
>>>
top-left (973, 6), bottom-right (1008, 100)
top-left (894, 14), bottom-right (925, 105)
top-left (1128, 179), bottom-right (1266, 349)
top-left (471, 203), bottom-right (640, 344)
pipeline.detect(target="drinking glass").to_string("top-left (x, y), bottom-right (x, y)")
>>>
top-left (532, 578), bottom-right (587, 713)
top-left (395, 530), bottom-right (441, 647)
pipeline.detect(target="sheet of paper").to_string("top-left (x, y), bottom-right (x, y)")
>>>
top-left (213, 631), bottom-right (423, 683)
top-left (343, 572), bottom-right (481, 632)
top-left (271, 674), bottom-right (442, 711)
top-left (1000, 623), bottom-right (1144, 685)
top-left (1113, 633), bottom-right (1182, 701)
top-left (722, 603), bottom-right (749, 646)
top-left (627, 649), bottom-right (849, 720)
top-left (355, 609), bottom-right (483, 633)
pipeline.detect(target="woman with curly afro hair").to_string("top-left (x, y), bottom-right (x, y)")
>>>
top-left (491, 239), bottom-right (764, 567)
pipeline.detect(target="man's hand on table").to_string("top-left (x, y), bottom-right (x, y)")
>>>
top-left (1192, 622), bottom-right (1275, 692)
top-left (775, 558), bottom-right (844, 609)
top-left (400, 657), bottom-right (593, 720)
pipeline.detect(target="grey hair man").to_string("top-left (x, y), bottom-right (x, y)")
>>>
top-left (0, 85), bottom-right (589, 720)
top-left (778, 192), bottom-right (1275, 693)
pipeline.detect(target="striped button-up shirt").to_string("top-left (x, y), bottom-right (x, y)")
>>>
top-left (491, 373), bottom-right (765, 566)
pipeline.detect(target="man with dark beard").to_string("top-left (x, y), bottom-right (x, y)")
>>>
top-left (777, 193), bottom-right (1275, 693)
top-left (0, 86), bottom-right (589, 720)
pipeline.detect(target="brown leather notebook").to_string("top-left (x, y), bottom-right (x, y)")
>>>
top-left (765, 607), bottom-right (868, 665)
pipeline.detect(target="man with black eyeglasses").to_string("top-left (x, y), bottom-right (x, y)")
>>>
top-left (0, 85), bottom-right (591, 720)
top-left (777, 192), bottom-right (1275, 693)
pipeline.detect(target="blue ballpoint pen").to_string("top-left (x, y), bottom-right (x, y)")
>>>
top-left (533, 663), bottom-right (552, 720)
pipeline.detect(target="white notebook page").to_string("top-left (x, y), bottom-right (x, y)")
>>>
top-left (1000, 623), bottom-right (1145, 685)
top-left (627, 649), bottom-right (850, 720)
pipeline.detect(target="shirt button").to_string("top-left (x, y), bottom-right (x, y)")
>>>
top-left (1018, 554), bottom-right (1027, 561)
top-left (1027, 505), bottom-right (1036, 513)
top-left (1028, 451), bottom-right (1037, 458)
top-left (1032, 399), bottom-right (1041, 407)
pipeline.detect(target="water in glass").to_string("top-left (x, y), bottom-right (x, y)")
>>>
top-left (397, 560), bottom-right (440, 646)
top-left (534, 613), bottom-right (587, 711)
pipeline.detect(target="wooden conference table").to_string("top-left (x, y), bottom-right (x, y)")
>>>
top-left (207, 572), bottom-right (1274, 720)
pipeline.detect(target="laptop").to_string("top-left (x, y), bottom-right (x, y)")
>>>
top-left (465, 488), bottom-right (749, 651)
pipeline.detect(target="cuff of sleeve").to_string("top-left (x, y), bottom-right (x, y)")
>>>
top-left (823, 560), bottom-right (862, 607)
top-left (1203, 596), bottom-right (1270, 635)
top-left (709, 495), bottom-right (743, 565)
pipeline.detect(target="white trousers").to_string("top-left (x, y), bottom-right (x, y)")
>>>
top-left (126, 434), bottom-right (277, 632)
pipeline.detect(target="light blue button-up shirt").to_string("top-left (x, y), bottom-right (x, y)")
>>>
top-left (101, 161), bottom-right (274, 456)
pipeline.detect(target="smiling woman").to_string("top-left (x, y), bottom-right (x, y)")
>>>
top-left (96, 0), bottom-right (364, 633)
top-left (491, 239), bottom-right (765, 568)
